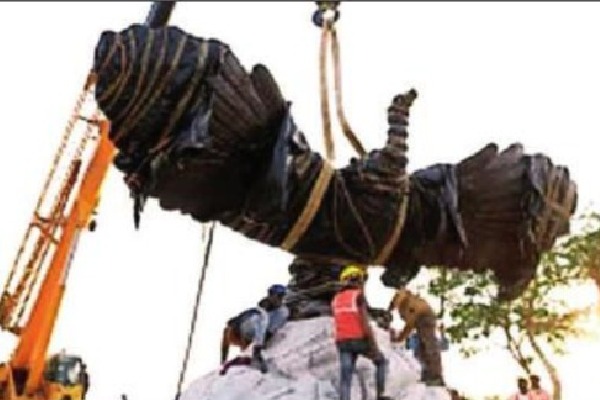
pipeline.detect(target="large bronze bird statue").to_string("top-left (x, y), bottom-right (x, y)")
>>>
top-left (92, 24), bottom-right (577, 300)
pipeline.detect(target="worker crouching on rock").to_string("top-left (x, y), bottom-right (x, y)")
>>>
top-left (253, 284), bottom-right (289, 371)
top-left (220, 284), bottom-right (289, 374)
top-left (332, 265), bottom-right (391, 400)
top-left (388, 287), bottom-right (445, 386)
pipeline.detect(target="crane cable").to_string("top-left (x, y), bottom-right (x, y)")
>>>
top-left (314, 1), bottom-right (366, 161)
top-left (173, 222), bottom-right (216, 400)
top-left (281, 1), bottom-right (368, 252)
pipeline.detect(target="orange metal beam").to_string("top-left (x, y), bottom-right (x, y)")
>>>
top-left (10, 120), bottom-right (114, 395)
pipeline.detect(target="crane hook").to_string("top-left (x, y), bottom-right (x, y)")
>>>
top-left (312, 1), bottom-right (341, 28)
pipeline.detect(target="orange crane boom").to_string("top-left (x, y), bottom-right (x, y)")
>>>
top-left (0, 3), bottom-right (177, 399)
top-left (12, 118), bottom-right (114, 395)
top-left (0, 75), bottom-right (114, 399)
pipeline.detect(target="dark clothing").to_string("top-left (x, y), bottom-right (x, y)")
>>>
top-left (336, 339), bottom-right (387, 400)
top-left (219, 356), bottom-right (252, 375)
top-left (336, 339), bottom-right (371, 354)
top-left (414, 313), bottom-right (443, 383)
top-left (227, 308), bottom-right (261, 338)
top-left (405, 333), bottom-right (449, 352)
top-left (258, 296), bottom-right (279, 311)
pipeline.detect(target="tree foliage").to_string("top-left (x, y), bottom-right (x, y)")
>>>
top-left (427, 212), bottom-right (600, 400)
top-left (560, 212), bottom-right (600, 292)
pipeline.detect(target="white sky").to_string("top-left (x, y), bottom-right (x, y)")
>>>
top-left (1, 2), bottom-right (600, 400)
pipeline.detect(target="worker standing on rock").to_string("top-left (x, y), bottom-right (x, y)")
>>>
top-left (332, 265), bottom-right (391, 400)
top-left (388, 287), bottom-right (445, 386)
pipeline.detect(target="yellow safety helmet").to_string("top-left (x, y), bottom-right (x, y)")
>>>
top-left (340, 265), bottom-right (365, 282)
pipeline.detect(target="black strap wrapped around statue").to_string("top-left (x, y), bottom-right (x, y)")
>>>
top-left (93, 24), bottom-right (577, 301)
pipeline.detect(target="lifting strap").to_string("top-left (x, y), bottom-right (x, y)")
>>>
top-left (281, 3), bottom-right (410, 262)
top-left (173, 222), bottom-right (216, 400)
top-left (373, 194), bottom-right (409, 265)
top-left (316, 4), bottom-right (365, 161)
top-left (280, 163), bottom-right (334, 251)
top-left (281, 2), bottom-right (364, 251)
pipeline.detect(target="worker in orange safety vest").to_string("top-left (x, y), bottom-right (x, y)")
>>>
top-left (331, 265), bottom-right (391, 400)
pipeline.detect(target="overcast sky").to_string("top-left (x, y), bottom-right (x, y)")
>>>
top-left (1, 2), bottom-right (599, 400)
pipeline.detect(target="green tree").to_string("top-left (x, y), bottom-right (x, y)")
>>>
top-left (428, 214), bottom-right (600, 400)
top-left (561, 212), bottom-right (600, 304)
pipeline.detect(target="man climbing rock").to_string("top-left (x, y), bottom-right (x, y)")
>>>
top-left (332, 265), bottom-right (391, 400)
top-left (388, 287), bottom-right (444, 386)
top-left (220, 284), bottom-right (289, 374)
top-left (253, 284), bottom-right (289, 372)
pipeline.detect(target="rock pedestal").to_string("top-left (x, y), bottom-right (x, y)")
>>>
top-left (181, 317), bottom-right (450, 400)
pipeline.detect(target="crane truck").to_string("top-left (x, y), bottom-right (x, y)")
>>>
top-left (0, 2), bottom-right (177, 399)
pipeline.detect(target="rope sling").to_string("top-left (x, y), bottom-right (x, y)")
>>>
top-left (280, 1), bottom-right (410, 267)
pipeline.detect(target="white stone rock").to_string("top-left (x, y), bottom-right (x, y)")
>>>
top-left (182, 317), bottom-right (450, 400)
